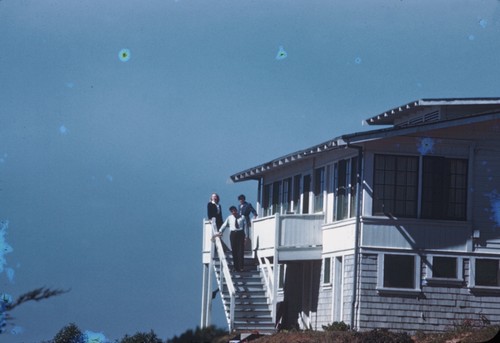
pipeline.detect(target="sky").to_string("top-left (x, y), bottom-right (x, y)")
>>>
top-left (1, 0), bottom-right (500, 341)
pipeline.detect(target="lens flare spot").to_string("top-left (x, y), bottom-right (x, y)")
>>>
top-left (59, 125), bottom-right (68, 135)
top-left (417, 137), bottom-right (435, 155)
top-left (118, 48), bottom-right (131, 62)
top-left (275, 46), bottom-right (287, 60)
top-left (485, 190), bottom-right (500, 227)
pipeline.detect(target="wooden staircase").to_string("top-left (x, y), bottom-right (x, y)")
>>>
top-left (214, 253), bottom-right (276, 334)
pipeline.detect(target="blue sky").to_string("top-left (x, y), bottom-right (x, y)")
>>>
top-left (1, 0), bottom-right (500, 341)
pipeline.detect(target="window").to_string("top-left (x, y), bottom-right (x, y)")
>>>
top-left (303, 174), bottom-right (311, 214)
top-left (263, 175), bottom-right (309, 215)
top-left (373, 154), bottom-right (468, 220)
top-left (432, 256), bottom-right (457, 278)
top-left (262, 181), bottom-right (282, 216)
top-left (293, 174), bottom-right (301, 214)
top-left (314, 167), bottom-right (326, 213)
top-left (422, 157), bottom-right (467, 220)
top-left (377, 253), bottom-right (421, 293)
top-left (278, 264), bottom-right (286, 289)
top-left (384, 254), bottom-right (414, 288)
top-left (334, 157), bottom-right (358, 220)
top-left (373, 154), bottom-right (418, 217)
top-left (323, 257), bottom-right (332, 284)
top-left (282, 177), bottom-right (292, 213)
top-left (272, 181), bottom-right (281, 215)
top-left (475, 259), bottom-right (500, 287)
top-left (350, 157), bottom-right (358, 218)
top-left (426, 256), bottom-right (463, 284)
top-left (263, 183), bottom-right (272, 216)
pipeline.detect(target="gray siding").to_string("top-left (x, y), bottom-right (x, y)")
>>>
top-left (472, 144), bottom-right (500, 252)
top-left (357, 254), bottom-right (500, 333)
top-left (313, 280), bottom-right (332, 330)
top-left (342, 255), bottom-right (354, 325)
top-left (305, 254), bottom-right (355, 330)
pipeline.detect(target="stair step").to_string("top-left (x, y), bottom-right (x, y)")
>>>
top-left (234, 320), bottom-right (275, 325)
top-left (212, 254), bottom-right (275, 334)
top-left (222, 292), bottom-right (267, 299)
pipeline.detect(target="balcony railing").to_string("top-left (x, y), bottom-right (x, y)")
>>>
top-left (252, 213), bottom-right (324, 258)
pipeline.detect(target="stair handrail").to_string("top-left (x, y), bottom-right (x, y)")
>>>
top-left (257, 253), bottom-right (275, 305)
top-left (211, 220), bottom-right (236, 332)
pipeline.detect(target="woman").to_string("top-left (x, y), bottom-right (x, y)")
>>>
top-left (207, 193), bottom-right (223, 229)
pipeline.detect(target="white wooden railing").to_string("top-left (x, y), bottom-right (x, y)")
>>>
top-left (202, 213), bottom-right (324, 331)
top-left (256, 253), bottom-right (277, 325)
top-left (210, 220), bottom-right (236, 332)
top-left (251, 213), bottom-right (323, 327)
top-left (252, 213), bottom-right (323, 253)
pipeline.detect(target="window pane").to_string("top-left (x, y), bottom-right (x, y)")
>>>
top-left (263, 184), bottom-right (271, 216)
top-left (279, 264), bottom-right (286, 289)
top-left (373, 155), bottom-right (418, 217)
top-left (349, 157), bottom-right (358, 218)
top-left (432, 257), bottom-right (457, 278)
top-left (323, 258), bottom-right (331, 284)
top-left (383, 254), bottom-right (415, 288)
top-left (422, 157), bottom-right (467, 220)
top-left (335, 160), bottom-right (348, 220)
top-left (272, 181), bottom-right (281, 215)
top-left (282, 178), bottom-right (292, 213)
top-left (476, 259), bottom-right (500, 286)
top-left (293, 175), bottom-right (301, 213)
top-left (314, 167), bottom-right (325, 213)
top-left (303, 174), bottom-right (311, 214)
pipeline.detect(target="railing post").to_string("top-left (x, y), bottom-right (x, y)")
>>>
top-left (201, 220), bottom-right (215, 328)
top-left (271, 213), bottom-right (280, 325)
top-left (206, 225), bottom-right (214, 327)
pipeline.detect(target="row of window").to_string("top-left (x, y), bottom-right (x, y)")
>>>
top-left (374, 155), bottom-right (467, 220)
top-left (262, 154), bottom-right (468, 221)
top-left (262, 157), bottom-right (358, 220)
top-left (321, 254), bottom-right (500, 290)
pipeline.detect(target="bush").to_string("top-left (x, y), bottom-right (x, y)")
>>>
top-left (52, 323), bottom-right (86, 343)
top-left (166, 326), bottom-right (227, 343)
top-left (120, 330), bottom-right (163, 343)
top-left (322, 321), bottom-right (350, 332)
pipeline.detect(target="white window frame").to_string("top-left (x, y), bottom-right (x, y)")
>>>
top-left (425, 255), bottom-right (463, 285)
top-left (377, 253), bottom-right (421, 295)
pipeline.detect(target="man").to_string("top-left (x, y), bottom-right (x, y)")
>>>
top-left (238, 194), bottom-right (258, 227)
top-left (217, 206), bottom-right (248, 272)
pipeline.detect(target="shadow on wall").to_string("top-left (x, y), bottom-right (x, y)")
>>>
top-left (277, 260), bottom-right (322, 330)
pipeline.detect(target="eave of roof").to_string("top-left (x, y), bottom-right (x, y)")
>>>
top-left (364, 97), bottom-right (500, 126)
top-left (230, 109), bottom-right (500, 183)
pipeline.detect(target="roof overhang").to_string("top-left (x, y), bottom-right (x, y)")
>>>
top-left (364, 97), bottom-right (500, 126)
top-left (230, 110), bottom-right (500, 183)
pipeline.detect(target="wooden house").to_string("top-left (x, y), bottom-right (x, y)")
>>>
top-left (201, 98), bottom-right (500, 334)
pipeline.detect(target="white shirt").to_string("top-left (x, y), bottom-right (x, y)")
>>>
top-left (219, 215), bottom-right (248, 236)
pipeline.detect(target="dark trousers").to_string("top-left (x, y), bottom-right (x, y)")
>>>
top-left (230, 230), bottom-right (245, 271)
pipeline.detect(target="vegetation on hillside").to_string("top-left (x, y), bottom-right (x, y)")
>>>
top-left (11, 319), bottom-right (496, 343)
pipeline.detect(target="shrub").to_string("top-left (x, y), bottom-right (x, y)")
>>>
top-left (166, 325), bottom-right (227, 343)
top-left (322, 321), bottom-right (350, 332)
top-left (120, 330), bottom-right (163, 343)
top-left (52, 323), bottom-right (86, 343)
